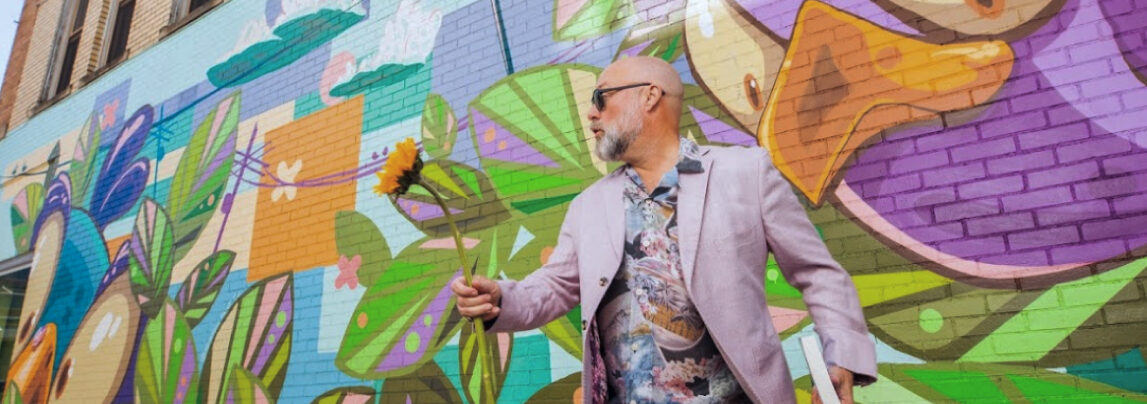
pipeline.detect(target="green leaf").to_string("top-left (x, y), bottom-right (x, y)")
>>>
top-left (392, 160), bottom-right (510, 237)
top-left (2, 383), bottom-right (21, 404)
top-left (167, 92), bottom-right (240, 264)
top-left (128, 198), bottom-right (177, 318)
top-left (421, 94), bottom-right (458, 160)
top-left (69, 114), bottom-right (101, 208)
top-left (525, 372), bottom-right (582, 403)
top-left (459, 326), bottom-right (512, 404)
top-left (200, 274), bottom-right (293, 404)
top-left (135, 299), bottom-right (200, 404)
top-left (614, 18), bottom-right (685, 62)
top-left (335, 236), bottom-right (479, 379)
top-left (174, 250), bottom-right (236, 328)
top-left (552, 0), bottom-right (632, 41)
top-left (10, 182), bottom-right (44, 254)
top-left (792, 363), bottom-right (1147, 403)
top-left (333, 211), bottom-right (390, 288)
top-left (223, 367), bottom-right (273, 404)
top-left (538, 314), bottom-right (582, 359)
top-left (309, 386), bottom-right (376, 404)
top-left (378, 361), bottom-right (462, 404)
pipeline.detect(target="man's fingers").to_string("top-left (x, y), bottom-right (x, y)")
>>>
top-left (450, 277), bottom-right (477, 297)
top-left (810, 389), bottom-right (822, 404)
top-left (471, 276), bottom-right (497, 293)
top-left (458, 303), bottom-right (497, 319)
top-left (456, 293), bottom-right (492, 308)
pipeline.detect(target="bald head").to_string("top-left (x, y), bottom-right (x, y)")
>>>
top-left (602, 56), bottom-right (684, 98)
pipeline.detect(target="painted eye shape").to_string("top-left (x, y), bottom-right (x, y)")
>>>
top-left (965, 0), bottom-right (1005, 18)
top-left (744, 73), bottom-right (765, 111)
top-left (55, 357), bottom-right (73, 399)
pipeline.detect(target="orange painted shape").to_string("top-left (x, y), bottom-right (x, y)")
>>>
top-left (7, 324), bottom-right (56, 404)
top-left (247, 96), bottom-right (363, 281)
top-left (758, 0), bottom-right (1013, 205)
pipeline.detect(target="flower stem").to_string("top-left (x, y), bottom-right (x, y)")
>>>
top-left (420, 180), bottom-right (498, 404)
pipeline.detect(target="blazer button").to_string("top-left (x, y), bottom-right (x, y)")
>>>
top-left (599, 277), bottom-right (608, 287)
top-left (581, 320), bottom-right (587, 331)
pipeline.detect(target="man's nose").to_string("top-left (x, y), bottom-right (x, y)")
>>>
top-left (587, 105), bottom-right (600, 121)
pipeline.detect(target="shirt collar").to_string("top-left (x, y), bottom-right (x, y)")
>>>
top-left (622, 137), bottom-right (705, 192)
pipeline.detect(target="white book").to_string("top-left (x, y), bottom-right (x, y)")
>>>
top-left (800, 335), bottom-right (842, 404)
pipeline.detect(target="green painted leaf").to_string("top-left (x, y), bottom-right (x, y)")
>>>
top-left (69, 114), bottom-right (101, 208)
top-left (200, 274), bottom-right (293, 404)
top-left (135, 299), bottom-right (200, 404)
top-left (309, 386), bottom-right (376, 404)
top-left (553, 0), bottom-right (632, 41)
top-left (335, 236), bottom-right (482, 379)
top-left (392, 160), bottom-right (510, 237)
top-left (10, 183), bottom-right (44, 254)
top-left (378, 361), bottom-right (462, 404)
top-left (128, 198), bottom-right (177, 319)
top-left (538, 314), bottom-right (583, 359)
top-left (223, 367), bottom-right (273, 404)
top-left (167, 92), bottom-right (239, 263)
top-left (174, 250), bottom-right (236, 328)
top-left (333, 211), bottom-right (390, 288)
top-left (421, 94), bottom-right (458, 160)
top-left (525, 372), bottom-right (581, 403)
top-left (459, 326), bottom-right (512, 404)
top-left (614, 18), bottom-right (685, 62)
top-left (792, 363), bottom-right (1147, 403)
top-left (2, 384), bottom-right (20, 404)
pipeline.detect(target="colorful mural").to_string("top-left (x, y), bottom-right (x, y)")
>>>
top-left (1, 0), bottom-right (1146, 402)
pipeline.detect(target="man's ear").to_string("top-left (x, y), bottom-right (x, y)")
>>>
top-left (643, 85), bottom-right (663, 112)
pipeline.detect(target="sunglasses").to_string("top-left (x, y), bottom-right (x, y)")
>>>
top-left (591, 82), bottom-right (652, 111)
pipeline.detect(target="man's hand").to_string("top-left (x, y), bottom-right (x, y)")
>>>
top-left (450, 275), bottom-right (502, 321)
top-left (811, 366), bottom-right (855, 404)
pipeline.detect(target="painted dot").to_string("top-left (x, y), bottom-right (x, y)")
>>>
top-left (267, 334), bottom-right (276, 344)
top-left (276, 312), bottom-right (287, 327)
top-left (876, 46), bottom-right (902, 70)
top-left (357, 312), bottom-right (368, 328)
top-left (410, 204), bottom-right (421, 215)
top-left (540, 246), bottom-right (555, 265)
top-left (423, 315), bottom-right (433, 327)
top-left (484, 128), bottom-right (496, 143)
top-left (404, 332), bottom-right (421, 353)
top-left (766, 268), bottom-right (779, 282)
top-left (919, 308), bottom-right (943, 334)
top-left (497, 140), bottom-right (507, 151)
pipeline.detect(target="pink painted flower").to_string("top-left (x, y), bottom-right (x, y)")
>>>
top-left (335, 255), bottom-right (361, 290)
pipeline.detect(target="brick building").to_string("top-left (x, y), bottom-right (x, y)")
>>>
top-left (0, 0), bottom-right (1143, 402)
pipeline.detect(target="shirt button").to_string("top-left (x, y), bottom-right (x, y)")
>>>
top-left (599, 277), bottom-right (608, 286)
top-left (581, 320), bottom-right (587, 330)
top-left (630, 342), bottom-right (639, 351)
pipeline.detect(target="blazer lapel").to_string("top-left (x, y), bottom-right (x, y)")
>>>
top-left (677, 149), bottom-right (714, 295)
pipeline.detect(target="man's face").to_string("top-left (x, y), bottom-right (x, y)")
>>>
top-left (589, 74), bottom-right (644, 162)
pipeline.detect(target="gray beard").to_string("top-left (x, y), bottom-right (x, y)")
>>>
top-left (594, 107), bottom-right (643, 162)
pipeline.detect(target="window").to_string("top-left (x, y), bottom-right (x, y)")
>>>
top-left (45, 0), bottom-right (89, 98)
top-left (103, 0), bottom-right (135, 65)
top-left (166, 0), bottom-right (222, 34)
top-left (0, 254), bottom-right (31, 398)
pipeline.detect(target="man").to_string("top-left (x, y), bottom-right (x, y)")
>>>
top-left (452, 56), bottom-right (876, 403)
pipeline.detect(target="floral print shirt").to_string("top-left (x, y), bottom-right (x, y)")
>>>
top-left (596, 138), bottom-right (748, 403)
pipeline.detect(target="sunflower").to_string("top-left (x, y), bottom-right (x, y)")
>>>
top-left (374, 138), bottom-right (423, 195)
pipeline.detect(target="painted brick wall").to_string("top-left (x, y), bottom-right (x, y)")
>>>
top-left (0, 0), bottom-right (1146, 402)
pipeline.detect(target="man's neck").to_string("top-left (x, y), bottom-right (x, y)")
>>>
top-left (628, 132), bottom-right (680, 193)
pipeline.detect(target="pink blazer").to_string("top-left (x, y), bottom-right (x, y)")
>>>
top-left (488, 144), bottom-right (877, 403)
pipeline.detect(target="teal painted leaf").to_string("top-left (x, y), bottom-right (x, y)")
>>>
top-left (392, 160), bottom-right (509, 237)
top-left (173, 250), bottom-right (236, 328)
top-left (335, 236), bottom-right (480, 379)
top-left (459, 326), bottom-right (512, 404)
top-left (69, 114), bottom-right (101, 208)
top-left (200, 274), bottom-right (293, 404)
top-left (421, 94), bottom-right (458, 160)
top-left (223, 367), bottom-right (273, 404)
top-left (310, 386), bottom-right (376, 404)
top-left (167, 92), bottom-right (240, 263)
top-left (378, 361), bottom-right (462, 404)
top-left (333, 211), bottom-right (390, 288)
top-left (330, 63), bottom-right (423, 98)
top-left (128, 198), bottom-right (176, 319)
top-left (10, 182), bottom-right (44, 254)
top-left (135, 300), bottom-right (199, 404)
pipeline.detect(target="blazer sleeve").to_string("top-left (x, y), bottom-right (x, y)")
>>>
top-left (756, 148), bottom-right (878, 385)
top-left (486, 197), bottom-right (583, 333)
